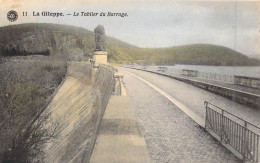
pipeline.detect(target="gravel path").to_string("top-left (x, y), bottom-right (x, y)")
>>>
top-left (120, 68), bottom-right (241, 163)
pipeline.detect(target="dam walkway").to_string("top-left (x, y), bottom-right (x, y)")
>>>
top-left (126, 66), bottom-right (260, 109)
top-left (40, 62), bottom-right (258, 162)
top-left (119, 67), bottom-right (260, 162)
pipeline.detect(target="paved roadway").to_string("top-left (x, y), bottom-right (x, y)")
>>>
top-left (118, 67), bottom-right (260, 163)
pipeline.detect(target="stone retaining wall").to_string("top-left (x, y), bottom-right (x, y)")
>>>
top-left (42, 62), bottom-right (116, 163)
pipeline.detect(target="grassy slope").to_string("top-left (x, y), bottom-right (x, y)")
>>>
top-left (0, 59), bottom-right (67, 162)
top-left (0, 23), bottom-right (259, 66)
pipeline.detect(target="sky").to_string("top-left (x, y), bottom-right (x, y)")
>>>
top-left (0, 0), bottom-right (260, 59)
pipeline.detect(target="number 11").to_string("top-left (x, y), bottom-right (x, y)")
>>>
top-left (23, 12), bottom-right (27, 16)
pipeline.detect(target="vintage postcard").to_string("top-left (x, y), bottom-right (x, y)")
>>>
top-left (0, 0), bottom-right (259, 162)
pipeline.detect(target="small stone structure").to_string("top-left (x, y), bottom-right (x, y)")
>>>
top-left (234, 75), bottom-right (260, 89)
top-left (92, 25), bottom-right (108, 66)
top-left (182, 69), bottom-right (199, 77)
top-left (158, 66), bottom-right (168, 72)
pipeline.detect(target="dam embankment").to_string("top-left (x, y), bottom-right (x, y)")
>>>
top-left (42, 62), bottom-right (115, 162)
top-left (41, 62), bottom-right (150, 163)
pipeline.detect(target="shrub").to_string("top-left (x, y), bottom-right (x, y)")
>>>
top-left (0, 59), bottom-right (67, 162)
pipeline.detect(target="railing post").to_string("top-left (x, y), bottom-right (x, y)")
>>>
top-left (221, 110), bottom-right (224, 142)
top-left (119, 77), bottom-right (122, 96)
top-left (256, 135), bottom-right (259, 163)
top-left (204, 101), bottom-right (208, 129)
top-left (243, 121), bottom-right (248, 161)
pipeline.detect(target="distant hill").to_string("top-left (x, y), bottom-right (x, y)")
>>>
top-left (0, 23), bottom-right (259, 66)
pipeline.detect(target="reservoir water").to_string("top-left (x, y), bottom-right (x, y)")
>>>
top-left (164, 65), bottom-right (260, 78)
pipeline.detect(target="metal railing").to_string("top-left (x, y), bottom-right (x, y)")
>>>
top-left (204, 101), bottom-right (260, 163)
top-left (155, 67), bottom-right (235, 84)
top-left (199, 72), bottom-right (234, 84)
